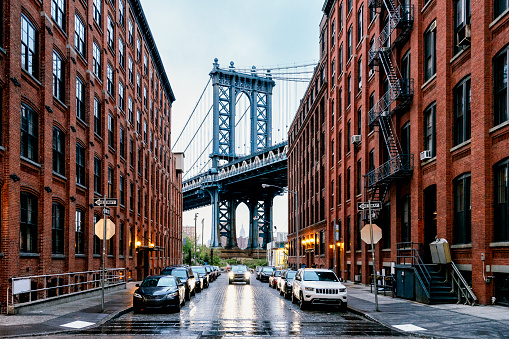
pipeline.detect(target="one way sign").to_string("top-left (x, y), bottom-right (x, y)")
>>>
top-left (93, 198), bottom-right (118, 207)
top-left (357, 201), bottom-right (382, 211)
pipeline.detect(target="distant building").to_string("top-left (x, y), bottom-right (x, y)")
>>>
top-left (237, 225), bottom-right (248, 249)
top-left (183, 225), bottom-right (196, 239)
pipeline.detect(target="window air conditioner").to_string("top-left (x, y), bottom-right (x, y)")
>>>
top-left (457, 24), bottom-right (471, 46)
top-left (420, 150), bottom-right (432, 161)
top-left (351, 135), bottom-right (361, 144)
top-left (354, 275), bottom-right (362, 282)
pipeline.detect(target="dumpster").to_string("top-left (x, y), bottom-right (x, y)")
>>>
top-left (429, 238), bottom-right (451, 264)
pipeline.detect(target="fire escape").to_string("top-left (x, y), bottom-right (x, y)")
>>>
top-left (365, 0), bottom-right (415, 208)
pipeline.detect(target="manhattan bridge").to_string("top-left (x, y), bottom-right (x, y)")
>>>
top-left (172, 58), bottom-right (314, 250)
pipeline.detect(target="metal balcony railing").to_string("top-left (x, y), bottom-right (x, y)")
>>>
top-left (365, 154), bottom-right (414, 188)
top-left (368, 78), bottom-right (414, 126)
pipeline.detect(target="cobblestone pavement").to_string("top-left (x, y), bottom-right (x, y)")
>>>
top-left (75, 274), bottom-right (407, 338)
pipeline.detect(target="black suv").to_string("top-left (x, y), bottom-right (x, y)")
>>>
top-left (161, 266), bottom-right (196, 300)
top-left (229, 265), bottom-right (250, 284)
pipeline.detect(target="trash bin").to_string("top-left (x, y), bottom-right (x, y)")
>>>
top-left (429, 238), bottom-right (451, 264)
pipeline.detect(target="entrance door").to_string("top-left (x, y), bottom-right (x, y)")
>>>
top-left (423, 185), bottom-right (437, 263)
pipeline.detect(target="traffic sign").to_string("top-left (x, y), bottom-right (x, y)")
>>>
top-left (93, 198), bottom-right (118, 207)
top-left (94, 219), bottom-right (116, 240)
top-left (360, 224), bottom-right (382, 244)
top-left (357, 201), bottom-right (382, 211)
top-left (103, 207), bottom-right (110, 216)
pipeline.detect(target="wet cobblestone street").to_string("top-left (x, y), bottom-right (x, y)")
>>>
top-left (79, 274), bottom-right (406, 337)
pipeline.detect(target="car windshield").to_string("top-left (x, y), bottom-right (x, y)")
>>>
top-left (287, 271), bottom-right (296, 279)
top-left (303, 271), bottom-right (338, 282)
top-left (141, 277), bottom-right (176, 287)
top-left (232, 266), bottom-right (248, 273)
top-left (163, 268), bottom-right (187, 279)
top-left (262, 267), bottom-right (275, 272)
top-left (192, 267), bottom-right (206, 274)
top-left (274, 271), bottom-right (281, 276)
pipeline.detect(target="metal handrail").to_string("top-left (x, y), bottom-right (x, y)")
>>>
top-left (365, 154), bottom-right (414, 187)
top-left (397, 242), bottom-right (431, 299)
top-left (448, 262), bottom-right (477, 305)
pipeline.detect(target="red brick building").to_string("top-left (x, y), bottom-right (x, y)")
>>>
top-left (288, 0), bottom-right (509, 306)
top-left (0, 0), bottom-right (183, 305)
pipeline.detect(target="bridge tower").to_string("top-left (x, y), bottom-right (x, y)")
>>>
top-left (207, 58), bottom-right (277, 249)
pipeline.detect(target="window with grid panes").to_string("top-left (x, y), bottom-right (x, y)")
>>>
top-left (331, 58), bottom-right (335, 87)
top-left (76, 77), bottom-right (85, 121)
top-left (347, 25), bottom-right (352, 60)
top-left (494, 47), bottom-right (508, 126)
top-left (20, 192), bottom-right (38, 253)
top-left (52, 202), bottom-right (64, 254)
top-left (93, 215), bottom-right (101, 255)
top-left (130, 182), bottom-right (134, 210)
top-left (454, 0), bottom-right (470, 54)
top-left (129, 138), bottom-right (134, 167)
top-left (453, 173), bottom-right (471, 244)
top-left (120, 126), bottom-right (125, 158)
top-left (357, 57), bottom-right (362, 93)
top-left (21, 15), bottom-right (39, 78)
top-left (75, 209), bottom-right (85, 254)
top-left (347, 73), bottom-right (351, 107)
top-left (93, 0), bottom-right (102, 27)
top-left (494, 158), bottom-right (509, 241)
top-left (424, 22), bottom-right (436, 81)
top-left (119, 0), bottom-right (125, 27)
top-left (107, 64), bottom-right (114, 96)
top-left (53, 51), bottom-right (64, 101)
top-left (128, 57), bottom-right (133, 83)
top-left (108, 113), bottom-right (114, 148)
top-left (128, 97), bottom-right (133, 124)
top-left (21, 104), bottom-right (38, 161)
top-left (53, 126), bottom-right (65, 175)
top-left (108, 166), bottom-right (114, 197)
top-left (118, 81), bottom-right (125, 111)
top-left (76, 143), bottom-right (86, 186)
top-left (357, 5), bottom-right (363, 45)
top-left (94, 98), bottom-right (101, 135)
top-left (107, 16), bottom-right (114, 50)
top-left (93, 42), bottom-right (101, 78)
top-left (128, 19), bottom-right (133, 45)
top-left (51, 0), bottom-right (65, 30)
top-left (120, 175), bottom-right (125, 206)
top-left (119, 37), bottom-right (125, 68)
top-left (424, 103), bottom-right (436, 157)
top-left (75, 14), bottom-right (85, 57)
top-left (94, 156), bottom-right (101, 194)
top-left (453, 76), bottom-right (471, 146)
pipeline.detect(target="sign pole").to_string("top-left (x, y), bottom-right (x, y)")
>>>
top-left (368, 200), bottom-right (379, 312)
top-left (101, 194), bottom-right (106, 313)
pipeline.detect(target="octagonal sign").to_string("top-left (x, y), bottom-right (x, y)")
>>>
top-left (361, 224), bottom-right (382, 244)
top-left (94, 218), bottom-right (116, 240)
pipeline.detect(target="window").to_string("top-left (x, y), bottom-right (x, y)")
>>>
top-left (128, 97), bottom-right (133, 124)
top-left (120, 126), bottom-right (125, 158)
top-left (357, 5), bottom-right (363, 45)
top-left (21, 14), bottom-right (38, 78)
top-left (144, 87), bottom-right (148, 108)
top-left (137, 38), bottom-right (141, 61)
top-left (356, 159), bottom-right (362, 195)
top-left (401, 195), bottom-right (411, 243)
top-left (137, 110), bottom-right (141, 134)
top-left (454, 0), bottom-right (470, 53)
top-left (128, 19), bottom-right (133, 45)
top-left (108, 166), bottom-right (114, 197)
top-left (76, 143), bottom-right (86, 186)
top-left (107, 16), bottom-right (114, 50)
top-left (119, 222), bottom-right (125, 256)
top-left (53, 51), bottom-right (64, 101)
top-left (93, 215), bottom-right (101, 255)
top-left (424, 22), bottom-right (436, 81)
top-left (339, 2), bottom-right (343, 31)
top-left (357, 106), bottom-right (362, 136)
top-left (347, 25), bottom-right (353, 60)
top-left (108, 113), bottom-right (114, 148)
top-left (21, 104), bottom-right (38, 161)
top-left (495, 158), bottom-right (509, 241)
top-left (357, 212), bottom-right (362, 250)
top-left (107, 64), bottom-right (114, 96)
top-left (94, 98), bottom-right (101, 135)
top-left (93, 42), bottom-right (101, 78)
top-left (346, 166), bottom-right (351, 200)
top-left (128, 57), bottom-right (133, 84)
top-left (401, 50), bottom-right (411, 81)
top-left (494, 48), bottom-right (508, 126)
top-left (120, 175), bottom-right (125, 206)
top-left (129, 226), bottom-right (134, 256)
top-left (338, 88), bottom-right (343, 119)
top-left (495, 0), bottom-right (509, 18)
top-left (424, 103), bottom-right (436, 157)
top-left (331, 58), bottom-right (335, 87)
top-left (347, 73), bottom-right (351, 107)
top-left (94, 156), bottom-right (102, 194)
top-left (331, 19), bottom-right (336, 47)
top-left (144, 54), bottom-right (148, 75)
top-left (346, 120), bottom-right (351, 153)
top-left (453, 173), bottom-right (471, 244)
top-left (76, 77), bottom-right (85, 121)
top-left (368, 149), bottom-right (375, 172)
top-left (144, 121), bottom-right (148, 143)
top-left (53, 127), bottom-right (65, 175)
top-left (130, 182), bottom-right (134, 210)
top-left (338, 131), bottom-right (342, 160)
top-left (369, 37), bottom-right (375, 78)
top-left (51, 0), bottom-right (65, 30)
top-left (348, 0), bottom-right (352, 13)
top-left (20, 193), bottom-right (38, 253)
top-left (368, 92), bottom-right (375, 133)
top-left (119, 38), bottom-right (125, 68)
top-left (93, 0), bottom-right (102, 27)
top-left (346, 216), bottom-right (351, 251)
top-left (119, 81), bottom-right (125, 111)
top-left (129, 138), bottom-right (134, 167)
top-left (137, 73), bottom-right (141, 97)
top-left (381, 202), bottom-right (391, 249)
top-left (339, 43), bottom-right (343, 73)
top-left (75, 209), bottom-right (85, 254)
top-left (453, 76), bottom-right (471, 146)
top-left (119, 0), bottom-right (125, 26)
top-left (401, 122), bottom-right (411, 155)
top-left (357, 57), bottom-right (362, 93)
top-left (74, 14), bottom-right (85, 57)
top-left (370, 3), bottom-right (376, 22)
top-left (338, 174), bottom-right (342, 205)
top-left (138, 149), bottom-right (142, 175)
top-left (52, 203), bottom-right (64, 254)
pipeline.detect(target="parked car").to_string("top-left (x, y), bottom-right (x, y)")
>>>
top-left (291, 269), bottom-right (347, 310)
top-left (228, 265), bottom-right (251, 284)
top-left (259, 266), bottom-right (276, 282)
top-left (269, 270), bottom-right (282, 288)
top-left (278, 270), bottom-right (297, 298)
top-left (206, 265), bottom-right (216, 281)
top-left (161, 266), bottom-right (196, 300)
top-left (191, 266), bottom-right (210, 288)
top-left (213, 266), bottom-right (221, 276)
top-left (133, 275), bottom-right (186, 313)
top-left (255, 266), bottom-right (262, 280)
top-left (195, 273), bottom-right (204, 292)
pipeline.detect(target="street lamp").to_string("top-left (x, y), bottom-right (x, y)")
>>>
top-left (194, 213), bottom-right (198, 264)
top-left (261, 184), bottom-right (299, 269)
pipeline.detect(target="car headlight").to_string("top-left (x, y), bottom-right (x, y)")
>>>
top-left (245, 272), bottom-right (250, 278)
top-left (339, 288), bottom-right (346, 292)
top-left (133, 293), bottom-right (142, 299)
top-left (229, 272), bottom-right (234, 278)
top-left (166, 292), bottom-right (178, 298)
top-left (305, 287), bottom-right (314, 291)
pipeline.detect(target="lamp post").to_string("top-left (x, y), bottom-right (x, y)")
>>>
top-left (194, 213), bottom-right (198, 264)
top-left (262, 184), bottom-right (299, 269)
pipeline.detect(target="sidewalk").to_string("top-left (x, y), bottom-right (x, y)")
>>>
top-left (0, 282), bottom-right (137, 338)
top-left (345, 282), bottom-right (509, 339)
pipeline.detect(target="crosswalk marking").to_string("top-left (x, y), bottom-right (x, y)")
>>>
top-left (60, 320), bottom-right (95, 329)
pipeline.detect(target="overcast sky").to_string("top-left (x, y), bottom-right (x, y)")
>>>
top-left (141, 0), bottom-right (324, 245)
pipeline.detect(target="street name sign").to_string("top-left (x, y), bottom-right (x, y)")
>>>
top-left (103, 207), bottom-right (110, 216)
top-left (93, 198), bottom-right (118, 207)
top-left (357, 201), bottom-right (382, 211)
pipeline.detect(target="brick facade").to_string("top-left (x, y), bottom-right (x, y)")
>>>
top-left (288, 0), bottom-right (509, 305)
top-left (0, 0), bottom-right (183, 307)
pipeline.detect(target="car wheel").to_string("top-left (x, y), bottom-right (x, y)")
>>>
top-left (174, 297), bottom-right (181, 312)
top-left (185, 288), bottom-right (191, 301)
top-left (284, 291), bottom-right (290, 300)
top-left (229, 280), bottom-right (232, 284)
top-left (279, 288), bottom-right (284, 296)
top-left (299, 292), bottom-right (307, 310)
top-left (246, 280), bottom-right (250, 285)
top-left (339, 302), bottom-right (347, 311)
top-left (133, 306), bottom-right (141, 314)
top-left (291, 291), bottom-right (297, 304)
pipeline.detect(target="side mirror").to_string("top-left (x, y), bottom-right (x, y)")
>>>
top-left (178, 282), bottom-right (185, 287)
top-left (135, 283), bottom-right (140, 287)
top-left (339, 277), bottom-right (344, 282)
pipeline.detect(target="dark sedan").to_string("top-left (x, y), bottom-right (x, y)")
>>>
top-left (191, 266), bottom-right (210, 288)
top-left (259, 266), bottom-right (276, 282)
top-left (228, 265), bottom-right (250, 284)
top-left (133, 275), bottom-right (186, 313)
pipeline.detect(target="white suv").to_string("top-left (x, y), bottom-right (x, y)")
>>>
top-left (291, 268), bottom-right (347, 310)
